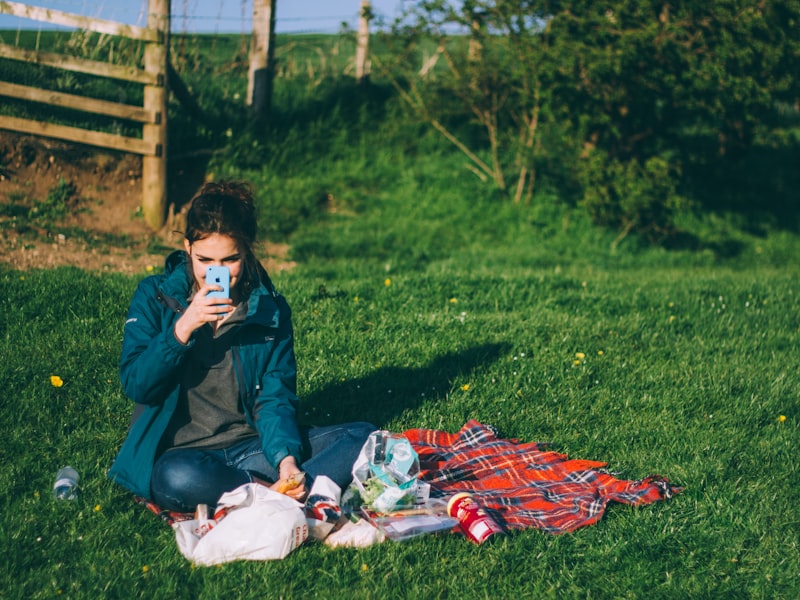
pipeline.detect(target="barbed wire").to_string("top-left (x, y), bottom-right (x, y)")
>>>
top-left (0, 1), bottom-right (384, 35)
top-left (170, 15), bottom-right (358, 35)
top-left (0, 17), bottom-right (360, 35)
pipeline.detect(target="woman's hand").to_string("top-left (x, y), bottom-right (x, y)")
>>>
top-left (271, 456), bottom-right (306, 500)
top-left (173, 283), bottom-right (234, 344)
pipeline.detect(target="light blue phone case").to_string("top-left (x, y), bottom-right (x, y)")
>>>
top-left (206, 266), bottom-right (230, 299)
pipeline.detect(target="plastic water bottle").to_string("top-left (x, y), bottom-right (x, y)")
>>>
top-left (53, 466), bottom-right (80, 500)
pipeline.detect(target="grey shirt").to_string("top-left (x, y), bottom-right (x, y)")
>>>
top-left (163, 300), bottom-right (258, 450)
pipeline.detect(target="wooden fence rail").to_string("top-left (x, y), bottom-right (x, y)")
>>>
top-left (0, 0), bottom-right (170, 229)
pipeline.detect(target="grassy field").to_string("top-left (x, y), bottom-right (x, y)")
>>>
top-left (2, 27), bottom-right (799, 600)
top-left (1, 170), bottom-right (798, 598)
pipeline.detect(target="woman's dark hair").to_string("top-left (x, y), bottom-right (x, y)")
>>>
top-left (184, 180), bottom-right (262, 296)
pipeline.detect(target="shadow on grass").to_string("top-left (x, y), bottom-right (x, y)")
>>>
top-left (300, 342), bottom-right (510, 427)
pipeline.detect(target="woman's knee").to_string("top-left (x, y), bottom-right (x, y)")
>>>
top-left (150, 450), bottom-right (249, 511)
top-left (150, 451), bottom-right (204, 511)
top-left (348, 421), bottom-right (376, 440)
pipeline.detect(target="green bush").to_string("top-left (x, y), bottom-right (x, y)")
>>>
top-left (579, 152), bottom-right (692, 248)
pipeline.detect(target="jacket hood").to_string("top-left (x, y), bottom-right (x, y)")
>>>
top-left (164, 249), bottom-right (187, 275)
top-left (157, 251), bottom-right (193, 309)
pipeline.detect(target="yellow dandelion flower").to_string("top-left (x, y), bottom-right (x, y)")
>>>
top-left (778, 415), bottom-right (786, 423)
top-left (449, 298), bottom-right (458, 304)
top-left (354, 296), bottom-right (359, 303)
top-left (361, 563), bottom-right (369, 572)
top-left (461, 384), bottom-right (470, 392)
top-left (94, 504), bottom-right (102, 512)
top-left (142, 565), bottom-right (150, 573)
top-left (50, 375), bottom-right (64, 388)
top-left (575, 352), bottom-right (585, 360)
top-left (597, 350), bottom-right (604, 356)
top-left (669, 315), bottom-right (676, 323)
top-left (384, 278), bottom-right (391, 287)
top-left (573, 360), bottom-right (582, 366)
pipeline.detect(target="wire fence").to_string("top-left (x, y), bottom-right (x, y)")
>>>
top-left (0, 1), bottom-right (396, 36)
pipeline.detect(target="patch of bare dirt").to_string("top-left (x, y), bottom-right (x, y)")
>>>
top-left (0, 133), bottom-right (295, 274)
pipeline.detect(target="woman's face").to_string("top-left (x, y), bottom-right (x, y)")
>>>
top-left (184, 233), bottom-right (244, 294)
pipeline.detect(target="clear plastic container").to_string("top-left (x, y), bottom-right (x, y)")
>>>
top-left (53, 466), bottom-right (80, 500)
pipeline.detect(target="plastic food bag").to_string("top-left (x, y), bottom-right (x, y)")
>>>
top-left (351, 431), bottom-right (422, 513)
top-left (371, 513), bottom-right (458, 541)
top-left (173, 483), bottom-right (308, 566)
top-left (304, 475), bottom-right (343, 541)
top-left (361, 497), bottom-right (458, 542)
top-left (324, 514), bottom-right (385, 548)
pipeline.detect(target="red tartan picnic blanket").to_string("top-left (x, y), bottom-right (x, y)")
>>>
top-left (402, 420), bottom-right (682, 534)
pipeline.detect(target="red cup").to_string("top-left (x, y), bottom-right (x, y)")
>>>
top-left (447, 492), bottom-right (504, 544)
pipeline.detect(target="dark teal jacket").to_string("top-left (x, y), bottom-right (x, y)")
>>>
top-left (108, 251), bottom-right (302, 499)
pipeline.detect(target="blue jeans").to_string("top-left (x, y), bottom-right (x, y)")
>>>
top-left (150, 422), bottom-right (375, 512)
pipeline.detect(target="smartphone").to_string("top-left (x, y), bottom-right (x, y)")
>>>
top-left (205, 266), bottom-right (230, 300)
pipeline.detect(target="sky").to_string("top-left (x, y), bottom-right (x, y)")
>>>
top-left (0, 1), bottom-right (410, 35)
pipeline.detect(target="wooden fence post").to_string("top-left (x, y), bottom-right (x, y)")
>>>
top-left (142, 0), bottom-right (170, 230)
top-left (355, 1), bottom-right (371, 83)
top-left (248, 0), bottom-right (277, 124)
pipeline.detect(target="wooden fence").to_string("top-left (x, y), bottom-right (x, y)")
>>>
top-left (0, 0), bottom-right (170, 229)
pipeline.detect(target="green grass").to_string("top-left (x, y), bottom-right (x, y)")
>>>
top-left (1, 205), bottom-right (798, 598)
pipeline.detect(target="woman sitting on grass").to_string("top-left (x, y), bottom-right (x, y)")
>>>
top-left (109, 180), bottom-right (374, 512)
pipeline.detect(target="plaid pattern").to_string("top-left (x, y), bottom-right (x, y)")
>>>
top-left (403, 420), bottom-right (682, 534)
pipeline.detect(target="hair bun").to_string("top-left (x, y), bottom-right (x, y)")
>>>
top-left (197, 180), bottom-right (255, 211)
top-left (184, 179), bottom-right (258, 245)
